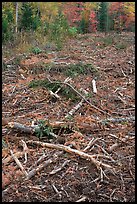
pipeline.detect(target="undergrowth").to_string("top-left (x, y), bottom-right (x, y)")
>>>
top-left (35, 120), bottom-right (53, 139)
top-left (64, 63), bottom-right (98, 77)
top-left (28, 79), bottom-right (80, 102)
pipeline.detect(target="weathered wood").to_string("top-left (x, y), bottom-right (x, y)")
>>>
top-left (26, 140), bottom-right (113, 170)
top-left (8, 122), bottom-right (34, 134)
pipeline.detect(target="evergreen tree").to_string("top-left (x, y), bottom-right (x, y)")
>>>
top-left (98, 2), bottom-right (109, 32)
top-left (19, 2), bottom-right (41, 31)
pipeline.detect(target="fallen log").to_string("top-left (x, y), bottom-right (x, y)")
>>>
top-left (6, 115), bottom-right (135, 136)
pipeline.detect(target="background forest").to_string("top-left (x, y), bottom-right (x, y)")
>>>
top-left (2, 2), bottom-right (135, 54)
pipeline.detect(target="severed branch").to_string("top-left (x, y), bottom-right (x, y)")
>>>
top-left (7, 122), bottom-right (58, 138)
top-left (10, 150), bottom-right (28, 177)
top-left (65, 99), bottom-right (84, 118)
top-left (26, 140), bottom-right (113, 170)
top-left (8, 122), bottom-right (34, 134)
top-left (65, 88), bottom-right (89, 118)
top-left (92, 79), bottom-right (97, 94)
top-left (99, 116), bottom-right (135, 123)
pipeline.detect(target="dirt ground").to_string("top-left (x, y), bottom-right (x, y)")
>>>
top-left (2, 32), bottom-right (135, 202)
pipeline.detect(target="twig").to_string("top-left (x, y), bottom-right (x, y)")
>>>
top-left (28, 153), bottom-right (47, 171)
top-left (99, 116), bottom-right (135, 123)
top-left (110, 189), bottom-right (117, 202)
top-left (9, 86), bottom-right (16, 96)
top-left (83, 138), bottom-right (99, 152)
top-left (21, 140), bottom-right (29, 163)
top-left (76, 196), bottom-right (87, 202)
top-left (49, 90), bottom-right (60, 99)
top-left (52, 184), bottom-right (62, 197)
top-left (10, 150), bottom-right (28, 177)
top-left (95, 144), bottom-right (116, 162)
top-left (49, 160), bottom-right (70, 175)
top-left (55, 77), bottom-right (71, 94)
top-left (128, 158), bottom-right (135, 180)
top-left (108, 143), bottom-right (119, 152)
top-left (2, 151), bottom-right (24, 164)
top-left (26, 140), bottom-right (113, 170)
top-left (65, 88), bottom-right (89, 118)
top-left (109, 133), bottom-right (129, 144)
top-left (4, 53), bottom-right (28, 64)
top-left (26, 151), bottom-right (63, 180)
top-left (26, 158), bottom-right (53, 180)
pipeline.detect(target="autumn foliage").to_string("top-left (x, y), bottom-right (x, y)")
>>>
top-left (2, 2), bottom-right (135, 44)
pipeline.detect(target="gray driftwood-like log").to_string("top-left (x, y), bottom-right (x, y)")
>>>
top-left (8, 122), bottom-right (34, 134)
top-left (100, 116), bottom-right (135, 123)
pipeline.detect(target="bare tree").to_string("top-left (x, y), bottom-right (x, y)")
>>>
top-left (15, 2), bottom-right (19, 33)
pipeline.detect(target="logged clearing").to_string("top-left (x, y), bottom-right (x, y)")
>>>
top-left (2, 32), bottom-right (135, 202)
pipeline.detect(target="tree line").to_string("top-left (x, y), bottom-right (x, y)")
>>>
top-left (2, 2), bottom-right (135, 44)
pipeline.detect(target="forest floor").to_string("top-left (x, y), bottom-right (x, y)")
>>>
top-left (2, 32), bottom-right (135, 202)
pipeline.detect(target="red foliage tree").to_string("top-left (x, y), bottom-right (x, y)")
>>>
top-left (63, 2), bottom-right (84, 27)
top-left (89, 10), bottom-right (98, 32)
top-left (109, 2), bottom-right (135, 31)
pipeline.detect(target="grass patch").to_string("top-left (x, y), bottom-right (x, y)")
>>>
top-left (115, 42), bottom-right (128, 50)
top-left (98, 36), bottom-right (113, 48)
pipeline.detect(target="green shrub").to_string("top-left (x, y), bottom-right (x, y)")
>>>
top-left (35, 120), bottom-right (53, 139)
top-left (30, 46), bottom-right (42, 54)
top-left (68, 27), bottom-right (78, 37)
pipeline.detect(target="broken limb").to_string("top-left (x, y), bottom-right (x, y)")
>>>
top-left (99, 116), bottom-right (135, 123)
top-left (7, 122), bottom-right (58, 138)
top-left (65, 99), bottom-right (84, 118)
top-left (8, 122), bottom-right (34, 134)
top-left (10, 150), bottom-right (28, 177)
top-left (26, 140), bottom-right (113, 170)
